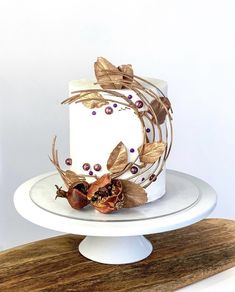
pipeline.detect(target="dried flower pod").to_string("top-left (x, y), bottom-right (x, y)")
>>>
top-left (92, 192), bottom-right (125, 214)
top-left (55, 182), bottom-right (90, 210)
top-left (87, 175), bottom-right (124, 213)
top-left (87, 174), bottom-right (112, 200)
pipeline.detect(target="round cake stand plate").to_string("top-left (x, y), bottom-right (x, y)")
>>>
top-left (14, 170), bottom-right (217, 264)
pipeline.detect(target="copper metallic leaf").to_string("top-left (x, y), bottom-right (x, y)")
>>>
top-left (65, 170), bottom-right (86, 187)
top-left (150, 97), bottom-right (171, 124)
top-left (78, 92), bottom-right (108, 109)
top-left (118, 64), bottom-right (134, 88)
top-left (138, 142), bottom-right (166, 163)
top-left (121, 180), bottom-right (147, 208)
top-left (94, 57), bottom-right (123, 89)
top-left (107, 142), bottom-right (128, 173)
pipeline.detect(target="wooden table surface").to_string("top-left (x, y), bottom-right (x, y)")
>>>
top-left (0, 218), bottom-right (234, 292)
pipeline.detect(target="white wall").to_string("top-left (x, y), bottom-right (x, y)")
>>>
top-left (0, 0), bottom-right (234, 250)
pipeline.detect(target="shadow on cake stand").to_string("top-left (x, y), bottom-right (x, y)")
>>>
top-left (14, 170), bottom-right (217, 264)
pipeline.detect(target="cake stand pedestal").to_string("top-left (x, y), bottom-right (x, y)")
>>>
top-left (79, 235), bottom-right (152, 264)
top-left (14, 170), bottom-right (217, 264)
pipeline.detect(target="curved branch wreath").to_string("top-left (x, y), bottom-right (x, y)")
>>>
top-left (50, 57), bottom-right (173, 214)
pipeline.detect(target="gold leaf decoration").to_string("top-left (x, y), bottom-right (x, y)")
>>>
top-left (94, 57), bottom-right (123, 89)
top-left (150, 96), bottom-right (171, 124)
top-left (107, 141), bottom-right (128, 173)
top-left (118, 64), bottom-right (134, 87)
top-left (138, 142), bottom-right (166, 163)
top-left (121, 180), bottom-right (147, 208)
top-left (65, 170), bottom-right (86, 187)
top-left (78, 92), bottom-right (108, 109)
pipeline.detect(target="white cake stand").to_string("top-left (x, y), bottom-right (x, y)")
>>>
top-left (14, 170), bottom-right (217, 264)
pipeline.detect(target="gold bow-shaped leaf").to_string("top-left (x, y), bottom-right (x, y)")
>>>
top-left (138, 142), bottom-right (166, 163)
top-left (121, 180), bottom-right (147, 208)
top-left (74, 92), bottom-right (108, 109)
top-left (150, 97), bottom-right (171, 124)
top-left (94, 57), bottom-right (134, 89)
top-left (107, 141), bottom-right (128, 173)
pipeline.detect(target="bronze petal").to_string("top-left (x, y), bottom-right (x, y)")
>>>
top-left (121, 180), bottom-right (147, 208)
top-left (65, 170), bottom-right (86, 187)
top-left (87, 174), bottom-right (111, 200)
top-left (118, 64), bottom-right (134, 88)
top-left (150, 96), bottom-right (171, 124)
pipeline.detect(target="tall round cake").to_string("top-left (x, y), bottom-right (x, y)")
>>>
top-left (69, 78), bottom-right (168, 202)
top-left (51, 57), bottom-right (173, 214)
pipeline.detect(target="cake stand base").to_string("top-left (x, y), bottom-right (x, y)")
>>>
top-left (79, 235), bottom-right (153, 264)
top-left (14, 170), bottom-right (217, 265)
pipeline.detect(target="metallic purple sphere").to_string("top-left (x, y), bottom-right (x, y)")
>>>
top-left (135, 100), bottom-right (144, 108)
top-left (113, 103), bottom-right (118, 108)
top-left (146, 128), bottom-right (151, 133)
top-left (128, 95), bottom-right (133, 99)
top-left (89, 170), bottom-right (93, 176)
top-left (94, 163), bottom-right (102, 171)
top-left (65, 158), bottom-right (72, 166)
top-left (82, 163), bottom-right (90, 171)
top-left (149, 174), bottom-right (157, 181)
top-left (130, 148), bottom-right (135, 153)
top-left (130, 166), bottom-right (138, 174)
top-left (105, 106), bottom-right (113, 115)
top-left (92, 111), bottom-right (96, 115)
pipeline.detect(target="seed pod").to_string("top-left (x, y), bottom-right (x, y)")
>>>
top-left (55, 182), bottom-right (90, 210)
top-left (92, 192), bottom-right (124, 214)
top-left (88, 176), bottom-right (124, 213)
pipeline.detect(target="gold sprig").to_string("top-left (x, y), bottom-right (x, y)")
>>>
top-left (49, 136), bottom-right (93, 189)
top-left (57, 58), bottom-right (173, 189)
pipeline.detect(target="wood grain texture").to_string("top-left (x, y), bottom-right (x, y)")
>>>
top-left (0, 219), bottom-right (234, 292)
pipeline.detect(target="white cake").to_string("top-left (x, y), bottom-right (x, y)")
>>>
top-left (69, 78), bottom-right (168, 202)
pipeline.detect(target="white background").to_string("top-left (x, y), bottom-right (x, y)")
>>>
top-left (0, 0), bottom-right (234, 254)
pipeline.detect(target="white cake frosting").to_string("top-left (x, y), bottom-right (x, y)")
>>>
top-left (69, 78), bottom-right (167, 202)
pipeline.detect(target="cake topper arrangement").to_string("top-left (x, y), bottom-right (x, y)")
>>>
top-left (50, 57), bottom-right (173, 213)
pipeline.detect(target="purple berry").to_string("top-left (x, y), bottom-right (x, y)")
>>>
top-left (65, 158), bottom-right (72, 166)
top-left (89, 170), bottom-right (93, 176)
top-left (113, 103), bottom-right (118, 108)
top-left (149, 174), bottom-right (157, 181)
top-left (130, 148), bottom-right (135, 153)
top-left (135, 100), bottom-right (144, 109)
top-left (92, 111), bottom-right (96, 115)
top-left (105, 106), bottom-right (113, 115)
top-left (83, 163), bottom-right (90, 171)
top-left (94, 164), bottom-right (102, 171)
top-left (130, 166), bottom-right (138, 174)
top-left (146, 128), bottom-right (151, 133)
top-left (128, 95), bottom-right (133, 99)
